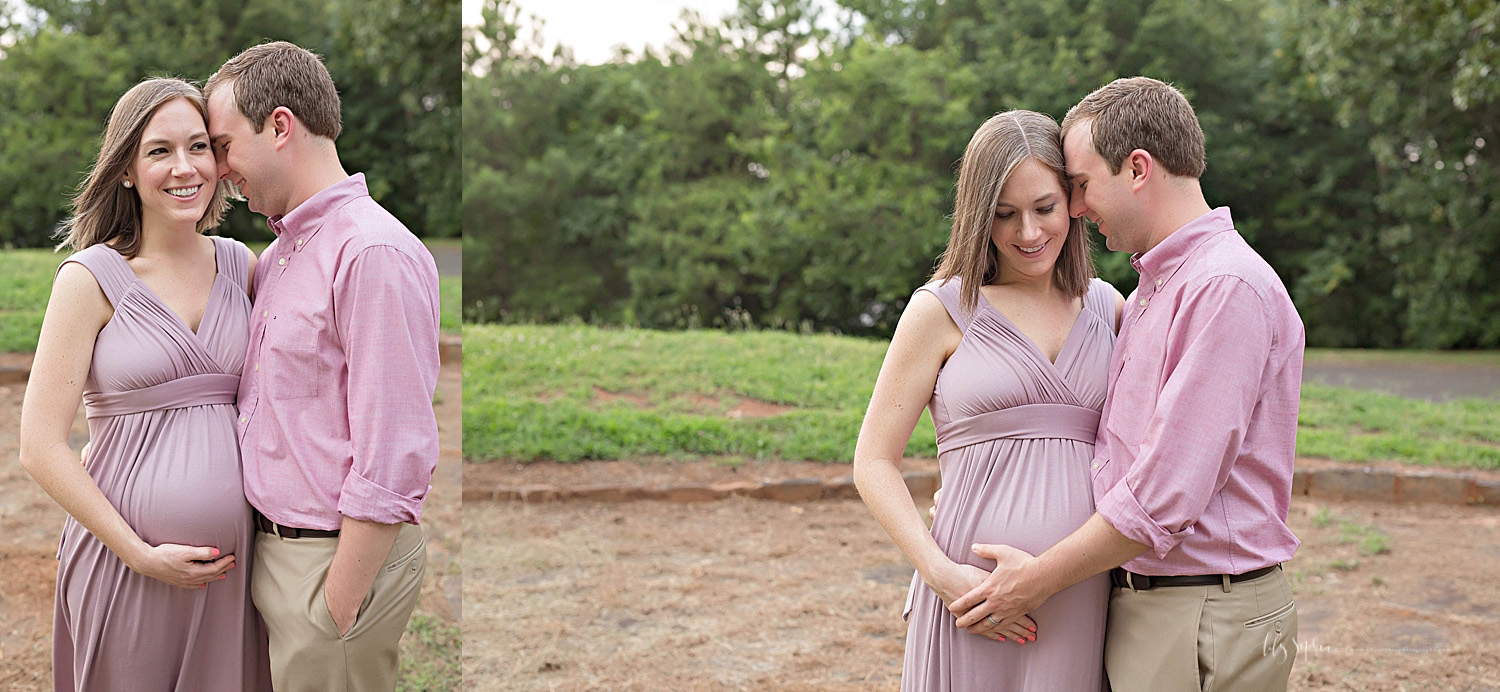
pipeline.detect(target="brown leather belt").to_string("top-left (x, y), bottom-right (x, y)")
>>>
top-left (1111, 564), bottom-right (1280, 591)
top-left (253, 511), bottom-right (340, 539)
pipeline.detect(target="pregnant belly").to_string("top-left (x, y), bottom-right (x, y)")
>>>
top-left (92, 410), bottom-right (251, 556)
top-left (126, 463), bottom-right (251, 554)
top-left (934, 444), bottom-right (1098, 562)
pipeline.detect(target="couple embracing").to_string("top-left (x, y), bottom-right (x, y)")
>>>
top-left (19, 41), bottom-right (440, 692)
top-left (856, 77), bottom-right (1303, 691)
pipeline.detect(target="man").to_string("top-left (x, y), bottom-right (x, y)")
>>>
top-left (947, 77), bottom-right (1304, 690)
top-left (206, 41), bottom-right (441, 691)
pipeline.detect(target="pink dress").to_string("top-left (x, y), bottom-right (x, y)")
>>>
top-left (901, 277), bottom-right (1115, 692)
top-left (52, 237), bottom-right (271, 692)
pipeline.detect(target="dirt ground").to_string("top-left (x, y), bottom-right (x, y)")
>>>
top-left (0, 359), bottom-right (461, 691)
top-left (462, 461), bottom-right (1500, 691)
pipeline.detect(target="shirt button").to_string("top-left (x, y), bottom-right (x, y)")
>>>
top-left (1156, 279), bottom-right (1163, 287)
top-left (1139, 298), bottom-right (1148, 307)
top-left (239, 416), bottom-right (247, 424)
top-left (296, 238), bottom-right (305, 247)
top-left (262, 310), bottom-right (269, 318)
top-left (278, 257), bottom-right (287, 266)
top-left (1092, 463), bottom-right (1099, 470)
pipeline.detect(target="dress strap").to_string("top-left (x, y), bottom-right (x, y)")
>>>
top-left (58, 244), bottom-right (135, 308)
top-left (915, 276), bottom-right (976, 332)
top-left (83, 372), bottom-right (240, 419)
top-left (1084, 278), bottom-right (1117, 331)
top-left (212, 236), bottom-right (250, 293)
top-left (934, 402), bottom-right (1101, 456)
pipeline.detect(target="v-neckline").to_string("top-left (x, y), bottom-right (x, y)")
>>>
top-left (114, 238), bottom-right (223, 339)
top-left (977, 288), bottom-right (1089, 367)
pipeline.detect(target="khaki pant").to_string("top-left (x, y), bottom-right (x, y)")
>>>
top-left (252, 523), bottom-right (426, 692)
top-left (1105, 567), bottom-right (1297, 692)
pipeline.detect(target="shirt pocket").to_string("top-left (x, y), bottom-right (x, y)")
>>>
top-left (268, 317), bottom-right (322, 400)
top-left (1104, 355), bottom-right (1163, 448)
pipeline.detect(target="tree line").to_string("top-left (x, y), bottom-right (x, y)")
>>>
top-left (464, 0), bottom-right (1498, 348)
top-left (0, 0), bottom-right (460, 245)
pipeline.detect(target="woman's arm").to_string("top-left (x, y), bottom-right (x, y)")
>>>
top-left (852, 289), bottom-right (1033, 642)
top-left (19, 262), bottom-right (235, 589)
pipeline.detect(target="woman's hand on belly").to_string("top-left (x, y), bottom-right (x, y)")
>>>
top-left (124, 542), bottom-right (237, 589)
top-left (924, 561), bottom-right (1037, 642)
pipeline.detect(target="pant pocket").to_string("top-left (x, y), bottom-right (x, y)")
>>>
top-left (1245, 599), bottom-right (1297, 671)
top-left (1244, 599), bottom-right (1295, 630)
top-left (316, 580), bottom-right (375, 642)
top-left (385, 531), bottom-right (426, 574)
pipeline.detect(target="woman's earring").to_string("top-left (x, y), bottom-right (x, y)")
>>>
top-left (123, 180), bottom-right (133, 188)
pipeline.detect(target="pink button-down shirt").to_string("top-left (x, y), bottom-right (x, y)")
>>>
top-left (238, 174), bottom-right (441, 530)
top-left (1092, 207), bottom-right (1303, 576)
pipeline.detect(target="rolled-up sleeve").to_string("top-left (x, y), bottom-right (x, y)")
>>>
top-left (333, 245), bottom-right (441, 524)
top-left (1096, 276), bottom-right (1273, 558)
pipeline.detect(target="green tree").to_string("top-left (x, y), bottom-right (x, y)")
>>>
top-left (1297, 0), bottom-right (1499, 347)
top-left (464, 0), bottom-right (1494, 347)
top-left (0, 0), bottom-right (459, 247)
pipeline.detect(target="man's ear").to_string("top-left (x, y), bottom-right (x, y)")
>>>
top-left (269, 107), bottom-right (296, 151)
top-left (1127, 149), bottom-right (1153, 193)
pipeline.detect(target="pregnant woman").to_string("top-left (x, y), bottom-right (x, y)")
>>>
top-left (853, 110), bottom-right (1123, 691)
top-left (18, 78), bottom-right (270, 691)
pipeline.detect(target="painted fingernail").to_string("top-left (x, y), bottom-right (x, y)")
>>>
top-left (219, 575), bottom-right (227, 580)
top-left (998, 636), bottom-right (1006, 642)
top-left (1028, 636), bottom-right (1035, 642)
top-left (211, 548), bottom-right (220, 557)
top-left (1028, 627), bottom-right (1036, 632)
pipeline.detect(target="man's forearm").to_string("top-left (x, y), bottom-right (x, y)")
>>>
top-left (1032, 512), bottom-right (1149, 591)
top-left (324, 516), bottom-right (402, 632)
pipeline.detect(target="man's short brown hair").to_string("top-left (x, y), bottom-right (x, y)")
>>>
top-left (1061, 77), bottom-right (1205, 178)
top-left (205, 41), bottom-right (342, 140)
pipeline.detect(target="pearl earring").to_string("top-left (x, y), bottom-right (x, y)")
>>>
top-left (123, 180), bottom-right (133, 188)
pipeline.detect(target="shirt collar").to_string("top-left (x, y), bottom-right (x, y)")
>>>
top-left (266, 173), bottom-right (369, 239)
top-left (1130, 206), bottom-right (1235, 287)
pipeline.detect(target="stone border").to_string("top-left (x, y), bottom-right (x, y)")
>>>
top-left (463, 466), bottom-right (1500, 506)
top-left (0, 364), bottom-right (27, 386)
top-left (438, 334), bottom-right (462, 366)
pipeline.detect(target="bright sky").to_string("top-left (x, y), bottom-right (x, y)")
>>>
top-left (463, 0), bottom-right (742, 65)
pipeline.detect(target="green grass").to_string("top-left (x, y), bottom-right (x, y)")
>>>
top-left (466, 324), bottom-right (1500, 468)
top-left (439, 275), bottom-right (460, 332)
top-left (462, 323), bottom-right (935, 462)
top-left (1313, 505), bottom-right (1393, 561)
top-left (0, 239), bottom-right (457, 353)
top-left (397, 613), bottom-right (461, 692)
top-left (1297, 383), bottom-right (1500, 470)
top-left (1310, 505), bottom-right (1335, 529)
top-left (0, 249), bottom-right (60, 352)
